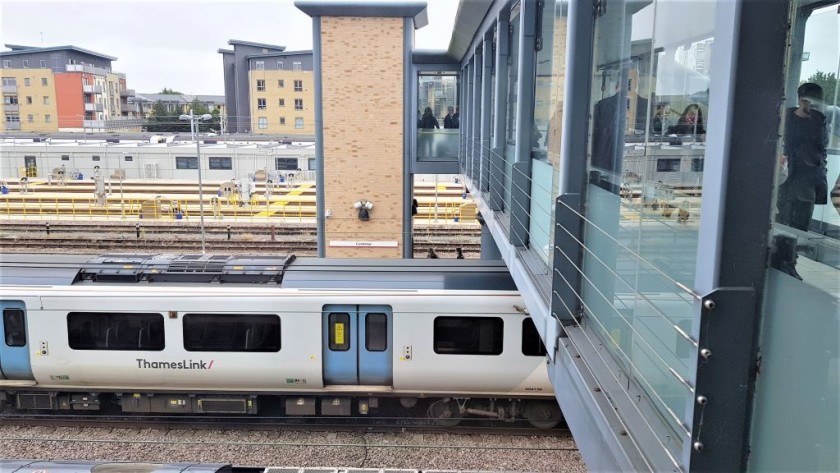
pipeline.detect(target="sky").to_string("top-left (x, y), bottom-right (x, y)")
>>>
top-left (0, 0), bottom-right (459, 95)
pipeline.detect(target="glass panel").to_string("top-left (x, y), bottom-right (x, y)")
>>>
top-left (522, 317), bottom-right (547, 357)
top-left (580, 0), bottom-right (716, 462)
top-left (68, 312), bottom-right (164, 351)
top-left (329, 312), bottom-right (350, 351)
top-left (183, 314), bottom-right (280, 352)
top-left (433, 316), bottom-right (503, 355)
top-left (502, 6), bottom-right (521, 217)
top-left (529, 0), bottom-right (570, 269)
top-left (417, 73), bottom-right (459, 162)
top-left (365, 313), bottom-right (387, 352)
top-left (3, 308), bottom-right (26, 347)
top-left (752, 4), bottom-right (839, 471)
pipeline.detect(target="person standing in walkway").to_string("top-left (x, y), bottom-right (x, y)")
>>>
top-left (420, 107), bottom-right (440, 129)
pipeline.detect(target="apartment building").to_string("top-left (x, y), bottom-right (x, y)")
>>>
top-left (130, 93), bottom-right (225, 118)
top-left (0, 44), bottom-right (137, 133)
top-left (219, 40), bottom-right (314, 135)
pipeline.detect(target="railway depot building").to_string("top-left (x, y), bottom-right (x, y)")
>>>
top-left (293, 0), bottom-right (837, 471)
top-left (0, 44), bottom-right (139, 133)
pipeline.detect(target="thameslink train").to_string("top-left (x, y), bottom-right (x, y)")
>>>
top-left (0, 254), bottom-right (560, 427)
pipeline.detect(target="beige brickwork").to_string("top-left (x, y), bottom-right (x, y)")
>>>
top-left (320, 16), bottom-right (405, 258)
top-left (1, 69), bottom-right (59, 133)
top-left (249, 70), bottom-right (315, 135)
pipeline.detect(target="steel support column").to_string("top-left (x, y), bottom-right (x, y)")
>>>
top-left (480, 31), bottom-right (493, 192)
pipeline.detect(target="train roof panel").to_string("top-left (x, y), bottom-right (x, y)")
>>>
top-left (0, 254), bottom-right (516, 291)
top-left (281, 257), bottom-right (517, 290)
top-left (0, 460), bottom-right (233, 473)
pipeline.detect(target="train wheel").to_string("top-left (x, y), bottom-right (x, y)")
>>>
top-left (428, 399), bottom-right (461, 427)
top-left (525, 400), bottom-right (562, 429)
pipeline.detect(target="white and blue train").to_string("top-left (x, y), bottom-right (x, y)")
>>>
top-left (0, 254), bottom-right (559, 427)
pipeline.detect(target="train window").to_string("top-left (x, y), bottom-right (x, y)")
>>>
top-left (365, 313), bottom-right (387, 352)
top-left (433, 317), bottom-right (503, 355)
top-left (175, 156), bottom-right (198, 169)
top-left (183, 314), bottom-right (280, 352)
top-left (522, 318), bottom-right (547, 357)
top-left (3, 308), bottom-right (26, 347)
top-left (328, 312), bottom-right (350, 351)
top-left (208, 157), bottom-right (232, 170)
top-left (68, 312), bottom-right (164, 351)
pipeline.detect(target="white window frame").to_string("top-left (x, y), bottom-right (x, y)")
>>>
top-left (294, 98), bottom-right (303, 110)
top-left (295, 117), bottom-right (304, 129)
top-left (258, 117), bottom-right (268, 129)
top-left (255, 60), bottom-right (265, 70)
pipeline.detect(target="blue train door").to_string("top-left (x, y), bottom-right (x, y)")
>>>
top-left (322, 305), bottom-right (393, 386)
top-left (0, 301), bottom-right (33, 380)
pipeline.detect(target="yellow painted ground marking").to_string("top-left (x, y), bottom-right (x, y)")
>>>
top-left (254, 184), bottom-right (312, 217)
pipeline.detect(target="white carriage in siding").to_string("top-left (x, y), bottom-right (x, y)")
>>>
top-left (0, 255), bottom-right (559, 427)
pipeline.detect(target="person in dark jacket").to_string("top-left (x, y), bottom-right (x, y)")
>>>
top-left (420, 107), bottom-right (440, 129)
top-left (668, 103), bottom-right (706, 136)
top-left (444, 106), bottom-right (458, 129)
top-left (777, 82), bottom-right (828, 232)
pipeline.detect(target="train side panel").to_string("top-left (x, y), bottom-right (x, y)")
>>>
top-left (390, 294), bottom-right (553, 396)
top-left (29, 291), bottom-right (324, 391)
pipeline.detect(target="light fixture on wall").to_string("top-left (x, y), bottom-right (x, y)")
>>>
top-left (353, 200), bottom-right (374, 221)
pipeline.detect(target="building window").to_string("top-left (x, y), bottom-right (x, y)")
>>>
top-left (433, 316), bottom-right (504, 355)
top-left (258, 117), bottom-right (268, 129)
top-left (1, 77), bottom-right (16, 86)
top-left (22, 60), bottom-right (29, 68)
top-left (256, 79), bottom-right (265, 91)
top-left (92, 155), bottom-right (100, 161)
top-left (40, 59), bottom-right (46, 68)
top-left (2, 60), bottom-right (10, 68)
top-left (25, 96), bottom-right (32, 104)
top-left (275, 157), bottom-right (297, 170)
top-left (294, 80), bottom-right (303, 92)
top-left (294, 99), bottom-right (303, 110)
top-left (208, 157), bottom-right (232, 170)
top-left (257, 98), bottom-right (266, 110)
top-left (5, 114), bottom-right (20, 123)
top-left (45, 114), bottom-right (51, 123)
top-left (278, 98), bottom-right (285, 107)
top-left (3, 95), bottom-right (18, 105)
top-left (175, 156), bottom-right (198, 169)
top-left (277, 61), bottom-right (284, 70)
top-left (295, 117), bottom-right (304, 129)
top-left (42, 96), bottom-right (49, 105)
top-left (279, 116), bottom-right (286, 125)
top-left (292, 61), bottom-right (302, 71)
top-left (255, 60), bottom-right (264, 70)
top-left (278, 79), bottom-right (284, 88)
top-left (656, 158), bottom-right (681, 172)
top-left (27, 114), bottom-right (33, 123)
top-left (183, 313), bottom-right (280, 352)
top-left (24, 78), bottom-right (30, 86)
top-left (67, 312), bottom-right (165, 351)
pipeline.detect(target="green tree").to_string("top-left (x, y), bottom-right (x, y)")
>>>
top-left (804, 71), bottom-right (837, 107)
top-left (159, 87), bottom-right (183, 95)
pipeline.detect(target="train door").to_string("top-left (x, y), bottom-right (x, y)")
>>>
top-left (322, 305), bottom-right (393, 386)
top-left (0, 301), bottom-right (33, 380)
top-left (23, 155), bottom-right (37, 178)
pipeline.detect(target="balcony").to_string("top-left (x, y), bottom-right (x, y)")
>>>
top-left (4, 104), bottom-right (19, 112)
top-left (84, 103), bottom-right (104, 112)
top-left (83, 85), bottom-right (103, 94)
top-left (2, 85), bottom-right (17, 93)
top-left (120, 89), bottom-right (135, 97)
top-left (66, 64), bottom-right (111, 76)
top-left (4, 121), bottom-right (21, 130)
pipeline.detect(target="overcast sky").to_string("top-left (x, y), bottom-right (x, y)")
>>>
top-left (0, 0), bottom-right (459, 95)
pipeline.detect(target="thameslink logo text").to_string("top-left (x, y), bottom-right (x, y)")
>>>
top-left (136, 358), bottom-right (214, 370)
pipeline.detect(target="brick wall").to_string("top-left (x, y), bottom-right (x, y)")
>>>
top-left (320, 17), bottom-right (405, 258)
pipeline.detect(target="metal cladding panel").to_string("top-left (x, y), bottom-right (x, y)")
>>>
top-left (282, 258), bottom-right (516, 290)
top-left (0, 254), bottom-right (89, 285)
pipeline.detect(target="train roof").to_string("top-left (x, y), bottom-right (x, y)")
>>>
top-left (0, 254), bottom-right (517, 291)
